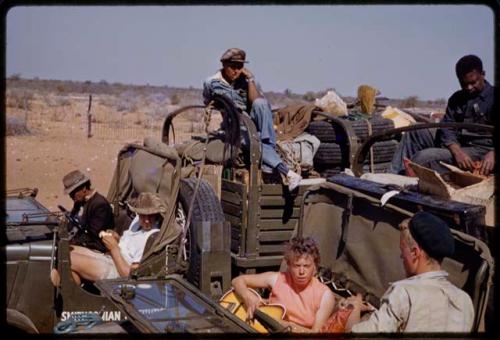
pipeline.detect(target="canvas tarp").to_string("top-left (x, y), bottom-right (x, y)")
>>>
top-left (274, 103), bottom-right (318, 140)
top-left (107, 137), bottom-right (183, 260)
top-left (298, 180), bottom-right (493, 331)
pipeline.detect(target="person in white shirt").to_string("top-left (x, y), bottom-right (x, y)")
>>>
top-left (69, 192), bottom-right (165, 284)
top-left (348, 212), bottom-right (474, 333)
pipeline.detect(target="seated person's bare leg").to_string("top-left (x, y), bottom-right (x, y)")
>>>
top-left (51, 246), bottom-right (89, 287)
top-left (71, 270), bottom-right (82, 286)
top-left (70, 250), bottom-right (112, 282)
top-left (70, 244), bottom-right (97, 255)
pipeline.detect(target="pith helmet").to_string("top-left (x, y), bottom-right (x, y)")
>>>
top-left (63, 169), bottom-right (90, 194)
top-left (127, 192), bottom-right (167, 215)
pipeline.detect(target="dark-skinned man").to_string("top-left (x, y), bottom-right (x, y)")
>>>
top-left (390, 55), bottom-right (494, 176)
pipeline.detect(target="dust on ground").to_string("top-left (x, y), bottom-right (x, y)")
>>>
top-left (7, 134), bottom-right (132, 211)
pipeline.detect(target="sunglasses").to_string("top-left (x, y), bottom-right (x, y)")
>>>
top-left (225, 62), bottom-right (244, 70)
top-left (69, 186), bottom-right (85, 199)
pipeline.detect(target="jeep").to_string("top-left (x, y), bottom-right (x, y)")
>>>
top-left (3, 152), bottom-right (227, 334)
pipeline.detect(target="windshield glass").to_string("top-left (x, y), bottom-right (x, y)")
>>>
top-left (6, 196), bottom-right (52, 224)
top-left (5, 196), bottom-right (56, 242)
top-left (101, 278), bottom-right (248, 333)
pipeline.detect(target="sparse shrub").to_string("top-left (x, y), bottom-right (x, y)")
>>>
top-left (302, 91), bottom-right (316, 102)
top-left (54, 96), bottom-right (71, 106)
top-left (56, 84), bottom-right (67, 93)
top-left (434, 98), bottom-right (446, 105)
top-left (8, 73), bottom-right (22, 81)
top-left (170, 93), bottom-right (181, 105)
top-left (51, 110), bottom-right (67, 122)
top-left (44, 96), bottom-right (55, 107)
top-left (116, 91), bottom-right (140, 113)
top-left (6, 89), bottom-right (33, 110)
top-left (116, 99), bottom-right (138, 113)
top-left (400, 95), bottom-right (419, 108)
top-left (98, 96), bottom-right (116, 107)
top-left (44, 95), bottom-right (71, 107)
top-left (149, 92), bottom-right (168, 104)
top-left (6, 116), bottom-right (30, 136)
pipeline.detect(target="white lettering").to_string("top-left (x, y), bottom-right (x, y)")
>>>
top-left (60, 310), bottom-right (123, 322)
top-left (111, 311), bottom-right (121, 321)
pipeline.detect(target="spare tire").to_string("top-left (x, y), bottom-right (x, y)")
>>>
top-left (178, 178), bottom-right (225, 288)
top-left (313, 142), bottom-right (343, 165)
top-left (364, 140), bottom-right (399, 164)
top-left (306, 121), bottom-right (343, 142)
top-left (349, 118), bottom-right (395, 141)
top-left (362, 161), bottom-right (392, 173)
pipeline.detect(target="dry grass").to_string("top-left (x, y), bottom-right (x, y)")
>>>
top-left (6, 116), bottom-right (31, 136)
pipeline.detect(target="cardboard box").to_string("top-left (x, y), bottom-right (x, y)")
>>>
top-left (408, 161), bottom-right (494, 227)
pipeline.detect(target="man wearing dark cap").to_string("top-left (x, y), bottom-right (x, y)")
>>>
top-left (203, 48), bottom-right (303, 191)
top-left (389, 54), bottom-right (494, 175)
top-left (348, 211), bottom-right (474, 332)
top-left (62, 169), bottom-right (114, 250)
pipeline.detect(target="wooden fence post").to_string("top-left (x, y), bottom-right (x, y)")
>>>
top-left (87, 94), bottom-right (93, 138)
top-left (23, 97), bottom-right (28, 128)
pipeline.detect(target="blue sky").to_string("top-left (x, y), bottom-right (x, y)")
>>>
top-left (6, 4), bottom-right (495, 100)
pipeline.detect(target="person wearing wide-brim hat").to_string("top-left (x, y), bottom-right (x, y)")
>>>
top-left (69, 192), bottom-right (166, 283)
top-left (202, 48), bottom-right (303, 191)
top-left (127, 192), bottom-right (167, 218)
top-left (348, 212), bottom-right (474, 333)
top-left (62, 169), bottom-right (114, 251)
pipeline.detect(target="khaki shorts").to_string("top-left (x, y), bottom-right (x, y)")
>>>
top-left (77, 247), bottom-right (120, 280)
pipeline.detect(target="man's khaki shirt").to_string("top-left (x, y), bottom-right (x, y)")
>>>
top-left (352, 270), bottom-right (474, 333)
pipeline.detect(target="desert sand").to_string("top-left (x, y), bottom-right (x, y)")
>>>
top-left (7, 134), bottom-right (126, 212)
top-left (6, 82), bottom-right (203, 212)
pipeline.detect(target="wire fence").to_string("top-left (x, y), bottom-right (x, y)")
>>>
top-left (22, 102), bottom-right (211, 143)
top-left (88, 117), bottom-right (164, 141)
top-left (8, 91), bottom-right (223, 143)
top-left (24, 113), bottom-right (163, 141)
